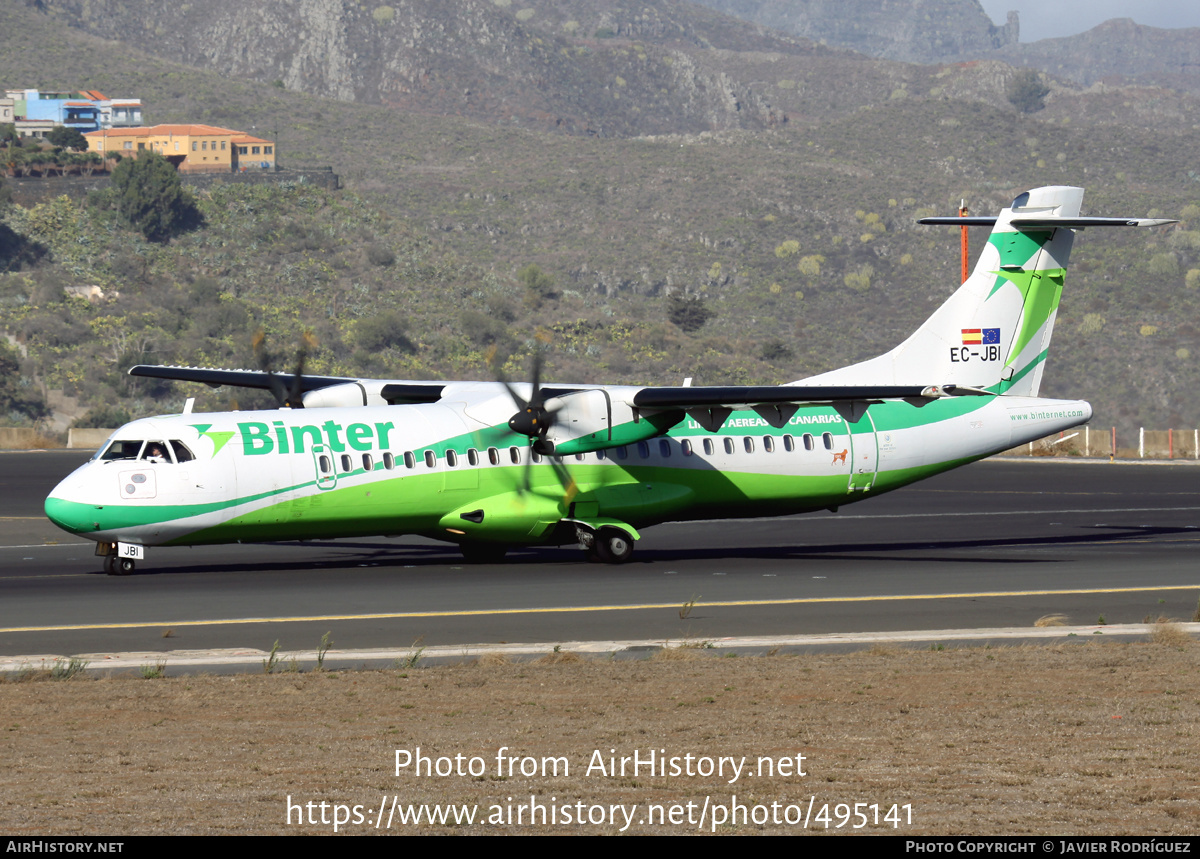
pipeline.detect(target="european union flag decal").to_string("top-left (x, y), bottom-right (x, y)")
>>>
top-left (981, 328), bottom-right (1000, 344)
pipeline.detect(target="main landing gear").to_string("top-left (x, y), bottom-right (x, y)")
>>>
top-left (578, 527), bottom-right (635, 565)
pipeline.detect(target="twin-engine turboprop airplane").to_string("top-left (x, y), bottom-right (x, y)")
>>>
top-left (45, 186), bottom-right (1172, 573)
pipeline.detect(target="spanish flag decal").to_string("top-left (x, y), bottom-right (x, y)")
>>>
top-left (961, 328), bottom-right (1000, 345)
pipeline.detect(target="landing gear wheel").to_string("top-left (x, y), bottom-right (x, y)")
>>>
top-left (117, 558), bottom-right (136, 575)
top-left (103, 555), bottom-right (118, 575)
top-left (459, 543), bottom-right (507, 564)
top-left (592, 530), bottom-right (634, 565)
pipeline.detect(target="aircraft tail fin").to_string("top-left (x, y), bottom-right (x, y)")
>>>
top-left (796, 186), bottom-right (1171, 397)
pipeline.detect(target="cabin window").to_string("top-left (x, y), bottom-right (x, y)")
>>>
top-left (614, 446), bottom-right (628, 460)
top-left (424, 450), bottom-right (436, 468)
top-left (488, 447), bottom-right (500, 465)
top-left (170, 440), bottom-right (195, 463)
top-left (822, 432), bottom-right (834, 450)
top-left (575, 453), bottom-right (585, 461)
top-left (681, 439), bottom-right (693, 456)
top-left (803, 433), bottom-right (814, 451)
top-left (362, 453), bottom-right (374, 472)
top-left (446, 450), bottom-right (458, 467)
top-left (637, 441), bottom-right (650, 459)
top-left (763, 435), bottom-right (775, 453)
top-left (531, 450), bottom-right (543, 464)
top-left (403, 452), bottom-right (414, 469)
top-left (703, 438), bottom-right (714, 456)
top-left (596, 449), bottom-right (606, 461)
top-left (467, 448), bottom-right (479, 466)
top-left (783, 434), bottom-right (795, 452)
top-left (659, 439), bottom-right (672, 458)
top-left (723, 437), bottom-right (735, 455)
top-left (509, 447), bottom-right (522, 464)
top-left (340, 454), bottom-right (353, 473)
top-left (317, 455), bottom-right (331, 474)
top-left (383, 452), bottom-right (396, 470)
top-left (743, 437), bottom-right (755, 454)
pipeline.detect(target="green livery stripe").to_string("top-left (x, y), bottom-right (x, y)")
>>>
top-left (45, 480), bottom-right (316, 533)
top-left (992, 268), bottom-right (1064, 368)
top-left (986, 229), bottom-right (1053, 276)
top-left (993, 348), bottom-right (1050, 394)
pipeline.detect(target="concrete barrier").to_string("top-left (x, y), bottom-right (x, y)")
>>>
top-left (0, 428), bottom-right (54, 449)
top-left (67, 428), bottom-right (113, 450)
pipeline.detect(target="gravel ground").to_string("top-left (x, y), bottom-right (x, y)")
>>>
top-left (3, 633), bottom-right (1199, 835)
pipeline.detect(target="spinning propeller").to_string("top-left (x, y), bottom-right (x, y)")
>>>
top-left (252, 329), bottom-right (316, 409)
top-left (496, 351), bottom-right (576, 502)
top-left (500, 351), bottom-right (562, 454)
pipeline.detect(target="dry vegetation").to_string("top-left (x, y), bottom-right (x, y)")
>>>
top-left (4, 5), bottom-right (1200, 436)
top-left (3, 639), bottom-right (1199, 834)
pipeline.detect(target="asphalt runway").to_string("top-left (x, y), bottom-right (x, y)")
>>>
top-left (2, 451), bottom-right (1199, 658)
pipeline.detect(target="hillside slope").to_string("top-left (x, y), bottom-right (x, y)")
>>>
top-left (2, 2), bottom-right (1200, 438)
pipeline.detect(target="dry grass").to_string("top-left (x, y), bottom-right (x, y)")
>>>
top-left (1034, 613), bottom-right (1070, 627)
top-left (1149, 618), bottom-right (1194, 648)
top-left (651, 644), bottom-right (701, 661)
top-left (4, 641), bottom-right (1200, 834)
top-left (475, 652), bottom-right (511, 666)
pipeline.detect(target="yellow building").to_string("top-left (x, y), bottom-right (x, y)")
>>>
top-left (84, 124), bottom-right (275, 173)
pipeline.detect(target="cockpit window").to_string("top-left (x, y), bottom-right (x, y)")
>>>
top-left (100, 440), bottom-right (144, 461)
top-left (170, 440), bottom-right (195, 463)
top-left (141, 441), bottom-right (172, 463)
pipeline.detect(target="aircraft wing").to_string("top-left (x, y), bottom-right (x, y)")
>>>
top-left (130, 365), bottom-right (962, 414)
top-left (129, 365), bottom-right (354, 392)
top-left (128, 365), bottom-right (448, 405)
top-left (630, 384), bottom-right (941, 409)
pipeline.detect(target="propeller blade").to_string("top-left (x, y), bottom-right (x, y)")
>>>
top-left (253, 329), bottom-right (315, 409)
top-left (252, 329), bottom-right (289, 408)
top-left (285, 331), bottom-right (317, 408)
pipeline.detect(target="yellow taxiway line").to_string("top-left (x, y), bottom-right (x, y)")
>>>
top-left (1, 584), bottom-right (1197, 634)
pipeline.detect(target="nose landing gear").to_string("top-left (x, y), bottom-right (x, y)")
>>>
top-left (99, 543), bottom-right (140, 575)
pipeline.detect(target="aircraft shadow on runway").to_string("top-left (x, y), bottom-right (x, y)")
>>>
top-left (76, 522), bottom-right (1196, 576)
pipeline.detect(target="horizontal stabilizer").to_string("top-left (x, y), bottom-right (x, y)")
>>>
top-left (1009, 216), bottom-right (1177, 228)
top-left (919, 216), bottom-right (1177, 229)
top-left (917, 216), bottom-right (998, 226)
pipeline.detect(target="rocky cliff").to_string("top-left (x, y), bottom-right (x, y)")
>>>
top-left (37, 0), bottom-right (805, 136)
top-left (689, 0), bottom-right (1018, 63)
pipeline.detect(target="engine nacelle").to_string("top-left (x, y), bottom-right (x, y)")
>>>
top-left (301, 381), bottom-right (391, 408)
top-left (544, 388), bottom-right (684, 455)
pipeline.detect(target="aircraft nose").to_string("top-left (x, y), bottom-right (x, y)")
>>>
top-left (44, 476), bottom-right (100, 535)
